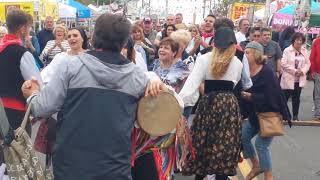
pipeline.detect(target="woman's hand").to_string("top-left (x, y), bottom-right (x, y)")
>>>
top-left (145, 78), bottom-right (167, 97)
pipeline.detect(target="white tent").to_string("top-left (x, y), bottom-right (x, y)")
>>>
top-left (59, 3), bottom-right (77, 18)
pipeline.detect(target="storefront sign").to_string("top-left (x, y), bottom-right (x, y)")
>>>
top-left (0, 2), bottom-right (34, 22)
top-left (231, 2), bottom-right (265, 21)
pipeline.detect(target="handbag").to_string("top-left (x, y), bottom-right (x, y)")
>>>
top-left (3, 103), bottom-right (54, 180)
top-left (257, 112), bottom-right (284, 137)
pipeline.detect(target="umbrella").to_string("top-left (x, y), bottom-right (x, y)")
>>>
top-left (277, 1), bottom-right (320, 14)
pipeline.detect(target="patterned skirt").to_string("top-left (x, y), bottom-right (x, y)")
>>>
top-left (182, 91), bottom-right (242, 176)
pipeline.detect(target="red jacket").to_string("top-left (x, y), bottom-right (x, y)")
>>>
top-left (310, 38), bottom-right (320, 74)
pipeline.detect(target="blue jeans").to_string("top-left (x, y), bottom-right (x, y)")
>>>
top-left (241, 120), bottom-right (273, 171)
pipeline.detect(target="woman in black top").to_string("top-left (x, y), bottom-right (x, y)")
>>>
top-left (241, 42), bottom-right (291, 180)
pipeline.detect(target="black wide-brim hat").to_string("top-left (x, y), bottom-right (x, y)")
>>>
top-left (214, 27), bottom-right (237, 49)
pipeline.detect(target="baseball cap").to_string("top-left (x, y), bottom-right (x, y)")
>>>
top-left (143, 17), bottom-right (152, 23)
top-left (245, 41), bottom-right (264, 53)
top-left (214, 27), bottom-right (237, 49)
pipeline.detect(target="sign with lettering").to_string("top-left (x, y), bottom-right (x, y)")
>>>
top-left (272, 13), bottom-right (294, 30)
top-left (231, 2), bottom-right (265, 21)
top-left (0, 2), bottom-right (34, 22)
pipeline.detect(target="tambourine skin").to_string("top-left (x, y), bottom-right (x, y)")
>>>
top-left (137, 91), bottom-right (182, 136)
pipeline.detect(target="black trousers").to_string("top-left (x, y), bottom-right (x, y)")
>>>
top-left (131, 152), bottom-right (159, 180)
top-left (283, 83), bottom-right (302, 117)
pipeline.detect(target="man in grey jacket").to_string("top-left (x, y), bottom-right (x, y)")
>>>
top-left (22, 13), bottom-right (165, 180)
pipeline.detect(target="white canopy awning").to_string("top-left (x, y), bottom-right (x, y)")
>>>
top-left (59, 2), bottom-right (77, 18)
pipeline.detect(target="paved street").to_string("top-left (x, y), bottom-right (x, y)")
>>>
top-left (176, 81), bottom-right (320, 179)
top-left (30, 81), bottom-right (319, 180)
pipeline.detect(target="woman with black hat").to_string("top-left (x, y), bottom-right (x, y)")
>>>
top-left (180, 27), bottom-right (243, 180)
top-left (41, 27), bottom-right (88, 83)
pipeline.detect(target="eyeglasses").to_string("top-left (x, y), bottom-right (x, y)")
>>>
top-left (254, 35), bottom-right (260, 37)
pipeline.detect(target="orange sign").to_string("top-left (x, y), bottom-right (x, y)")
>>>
top-left (231, 3), bottom-right (264, 21)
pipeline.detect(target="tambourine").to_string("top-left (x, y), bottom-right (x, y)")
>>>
top-left (137, 91), bottom-right (182, 136)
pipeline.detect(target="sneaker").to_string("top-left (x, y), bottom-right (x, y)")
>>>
top-left (293, 116), bottom-right (299, 121)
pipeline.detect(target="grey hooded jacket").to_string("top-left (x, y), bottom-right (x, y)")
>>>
top-left (30, 51), bottom-right (149, 180)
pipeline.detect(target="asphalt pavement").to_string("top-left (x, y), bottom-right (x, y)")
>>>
top-left (30, 81), bottom-right (318, 180)
top-left (176, 81), bottom-right (320, 180)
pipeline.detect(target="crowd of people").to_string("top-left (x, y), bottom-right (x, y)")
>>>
top-left (0, 8), bottom-right (320, 180)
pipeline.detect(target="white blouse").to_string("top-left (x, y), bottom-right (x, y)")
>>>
top-left (179, 52), bottom-right (243, 105)
top-left (41, 52), bottom-right (71, 84)
top-left (135, 51), bottom-right (148, 72)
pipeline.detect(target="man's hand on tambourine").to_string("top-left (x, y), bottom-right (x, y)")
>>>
top-left (145, 78), bottom-right (167, 97)
top-left (21, 78), bottom-right (40, 98)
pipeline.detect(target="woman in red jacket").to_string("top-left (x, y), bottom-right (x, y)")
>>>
top-left (310, 33), bottom-right (320, 121)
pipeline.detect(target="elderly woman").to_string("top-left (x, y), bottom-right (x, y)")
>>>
top-left (281, 32), bottom-right (310, 121)
top-left (131, 38), bottom-right (191, 180)
top-left (153, 37), bottom-right (190, 93)
top-left (170, 30), bottom-right (199, 119)
top-left (40, 24), bottom-right (70, 65)
top-left (241, 41), bottom-right (291, 180)
top-left (180, 27), bottom-right (243, 180)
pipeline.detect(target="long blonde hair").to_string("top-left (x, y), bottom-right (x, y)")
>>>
top-left (211, 45), bottom-right (236, 78)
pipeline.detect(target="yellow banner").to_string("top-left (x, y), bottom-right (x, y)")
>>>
top-left (0, 2), bottom-right (34, 22)
top-left (231, 2), bottom-right (265, 21)
top-left (39, 0), bottom-right (59, 21)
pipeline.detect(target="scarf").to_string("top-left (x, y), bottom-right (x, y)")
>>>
top-left (0, 34), bottom-right (22, 53)
top-left (201, 32), bottom-right (214, 39)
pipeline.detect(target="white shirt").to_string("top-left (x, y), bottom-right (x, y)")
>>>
top-left (235, 31), bottom-right (247, 44)
top-left (186, 38), bottom-right (195, 54)
top-left (20, 51), bottom-right (43, 85)
top-left (135, 51), bottom-right (148, 72)
top-left (41, 52), bottom-right (70, 84)
top-left (179, 52), bottom-right (243, 105)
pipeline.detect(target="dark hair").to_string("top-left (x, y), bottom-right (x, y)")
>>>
top-left (159, 37), bottom-right (179, 56)
top-left (92, 13), bottom-right (131, 52)
top-left (291, 32), bottom-right (306, 44)
top-left (162, 24), bottom-right (177, 39)
top-left (214, 18), bottom-right (234, 30)
top-left (279, 26), bottom-right (295, 48)
top-left (6, 9), bottom-right (31, 34)
top-left (206, 14), bottom-right (216, 19)
top-left (261, 27), bottom-right (271, 33)
top-left (124, 37), bottom-right (136, 63)
top-left (239, 18), bottom-right (249, 26)
top-left (69, 27), bottom-right (88, 49)
top-left (249, 27), bottom-right (261, 34)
